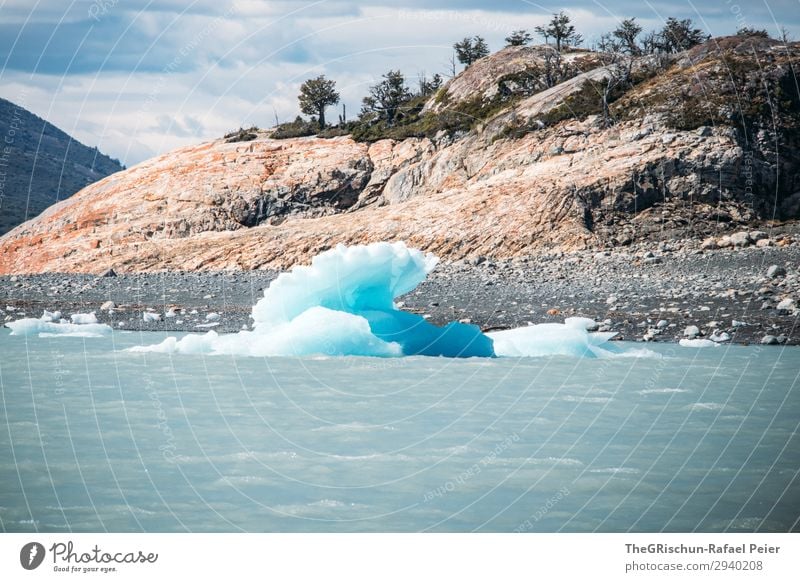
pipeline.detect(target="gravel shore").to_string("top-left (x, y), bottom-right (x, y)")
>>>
top-left (2, 242), bottom-right (799, 346)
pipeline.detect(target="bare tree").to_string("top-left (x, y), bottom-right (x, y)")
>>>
top-left (534, 24), bottom-right (551, 46)
top-left (597, 45), bottom-right (635, 127)
top-left (535, 11), bottom-right (583, 52)
top-left (418, 72), bottom-right (443, 96)
top-left (541, 48), bottom-right (564, 88)
top-left (447, 52), bottom-right (458, 77)
top-left (613, 18), bottom-right (642, 55)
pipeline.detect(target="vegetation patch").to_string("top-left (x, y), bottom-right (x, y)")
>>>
top-left (272, 117), bottom-right (318, 139)
top-left (540, 81), bottom-right (606, 125)
top-left (613, 53), bottom-right (800, 131)
top-left (224, 126), bottom-right (259, 143)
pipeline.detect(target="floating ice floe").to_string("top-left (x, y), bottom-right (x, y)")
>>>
top-left (6, 318), bottom-right (112, 338)
top-left (679, 338), bottom-right (719, 348)
top-left (70, 312), bottom-right (98, 324)
top-left (130, 242), bottom-right (627, 359)
top-left (487, 317), bottom-right (619, 358)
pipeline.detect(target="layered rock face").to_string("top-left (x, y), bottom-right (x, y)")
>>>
top-left (1, 36), bottom-right (798, 274)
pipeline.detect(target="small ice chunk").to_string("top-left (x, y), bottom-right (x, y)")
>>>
top-left (142, 312), bottom-right (161, 322)
top-left (40, 310), bottom-right (62, 322)
top-left (70, 312), bottom-right (98, 324)
top-left (679, 338), bottom-right (718, 348)
top-left (205, 312), bottom-right (220, 321)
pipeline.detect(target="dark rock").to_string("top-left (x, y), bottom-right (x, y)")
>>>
top-left (767, 265), bottom-right (786, 278)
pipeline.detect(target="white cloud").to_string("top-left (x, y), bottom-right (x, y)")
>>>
top-left (2, 1), bottom-right (798, 166)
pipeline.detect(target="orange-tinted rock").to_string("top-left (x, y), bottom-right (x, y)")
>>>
top-left (0, 116), bottom-right (746, 274)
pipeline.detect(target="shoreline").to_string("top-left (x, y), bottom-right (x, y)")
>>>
top-left (2, 243), bottom-right (798, 346)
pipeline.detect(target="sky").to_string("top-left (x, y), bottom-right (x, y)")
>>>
top-left (1, 0), bottom-right (797, 166)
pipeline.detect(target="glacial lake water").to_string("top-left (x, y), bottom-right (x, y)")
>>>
top-left (1, 328), bottom-right (798, 532)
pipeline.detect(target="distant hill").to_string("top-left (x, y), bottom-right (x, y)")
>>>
top-left (0, 97), bottom-right (123, 235)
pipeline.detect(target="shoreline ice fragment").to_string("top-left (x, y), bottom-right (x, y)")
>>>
top-left (6, 318), bottom-right (112, 338)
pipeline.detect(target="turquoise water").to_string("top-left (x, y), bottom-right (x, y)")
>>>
top-left (1, 328), bottom-right (798, 532)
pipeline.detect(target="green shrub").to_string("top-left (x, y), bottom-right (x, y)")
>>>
top-left (224, 126), bottom-right (259, 142)
top-left (272, 117), bottom-right (317, 139)
top-left (317, 126), bottom-right (351, 138)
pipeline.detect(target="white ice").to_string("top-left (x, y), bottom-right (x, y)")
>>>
top-left (40, 310), bottom-right (62, 322)
top-left (6, 318), bottom-right (112, 338)
top-left (130, 242), bottom-right (622, 359)
top-left (70, 312), bottom-right (98, 324)
top-left (679, 338), bottom-right (719, 348)
top-left (488, 318), bottom-right (620, 358)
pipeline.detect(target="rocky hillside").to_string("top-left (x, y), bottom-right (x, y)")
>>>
top-left (0, 35), bottom-right (798, 274)
top-left (0, 97), bottom-right (123, 236)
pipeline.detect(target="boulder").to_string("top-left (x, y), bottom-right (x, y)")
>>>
top-left (700, 237), bottom-right (718, 250)
top-left (767, 265), bottom-right (787, 278)
top-left (728, 232), bottom-right (751, 247)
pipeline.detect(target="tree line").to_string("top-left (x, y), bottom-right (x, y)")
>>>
top-left (287, 11), bottom-right (780, 134)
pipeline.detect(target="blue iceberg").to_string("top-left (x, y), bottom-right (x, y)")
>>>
top-left (131, 242), bottom-right (620, 358)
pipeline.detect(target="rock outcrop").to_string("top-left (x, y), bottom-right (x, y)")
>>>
top-left (425, 45), bottom-right (604, 112)
top-left (1, 35), bottom-right (798, 274)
